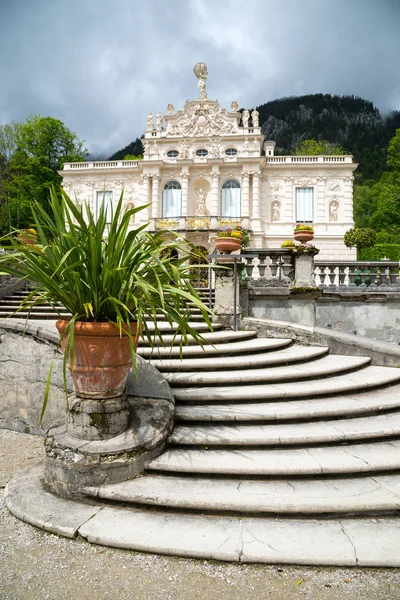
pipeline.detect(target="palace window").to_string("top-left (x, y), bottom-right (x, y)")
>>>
top-left (96, 191), bottom-right (113, 223)
top-left (221, 179), bottom-right (241, 217)
top-left (162, 181), bottom-right (182, 217)
top-left (225, 148), bottom-right (238, 156)
top-left (167, 150), bottom-right (179, 158)
top-left (296, 187), bottom-right (313, 222)
top-left (196, 149), bottom-right (208, 157)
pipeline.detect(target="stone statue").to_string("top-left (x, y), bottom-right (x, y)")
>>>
top-left (231, 101), bottom-right (239, 112)
top-left (195, 188), bottom-right (207, 216)
top-left (193, 62), bottom-right (208, 99)
top-left (146, 113), bottom-right (154, 131)
top-left (242, 109), bottom-right (249, 128)
top-left (124, 202), bottom-right (136, 224)
top-left (150, 141), bottom-right (159, 155)
top-left (251, 108), bottom-right (259, 128)
top-left (156, 112), bottom-right (164, 131)
top-left (329, 201), bottom-right (338, 222)
top-left (243, 138), bottom-right (249, 152)
top-left (272, 202), bottom-right (280, 222)
top-left (167, 104), bottom-right (174, 115)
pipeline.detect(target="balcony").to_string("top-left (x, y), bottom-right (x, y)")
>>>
top-left (154, 216), bottom-right (243, 231)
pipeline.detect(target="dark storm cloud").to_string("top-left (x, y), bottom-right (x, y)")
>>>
top-left (1, 0), bottom-right (399, 156)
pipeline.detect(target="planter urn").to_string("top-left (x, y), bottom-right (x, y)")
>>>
top-left (294, 230), bottom-right (314, 245)
top-left (215, 237), bottom-right (242, 254)
top-left (56, 320), bottom-right (140, 399)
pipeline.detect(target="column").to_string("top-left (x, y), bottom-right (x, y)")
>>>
top-left (242, 172), bottom-right (250, 222)
top-left (181, 172), bottom-right (189, 216)
top-left (151, 174), bottom-right (160, 218)
top-left (211, 169), bottom-right (219, 229)
top-left (140, 175), bottom-right (150, 223)
top-left (252, 173), bottom-right (260, 218)
top-left (251, 172), bottom-right (261, 235)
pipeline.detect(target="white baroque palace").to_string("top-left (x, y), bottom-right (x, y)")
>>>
top-left (61, 63), bottom-right (357, 259)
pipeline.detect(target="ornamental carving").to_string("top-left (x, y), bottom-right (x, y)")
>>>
top-left (167, 99), bottom-right (239, 137)
top-left (294, 178), bottom-right (316, 186)
top-left (155, 218), bottom-right (180, 231)
top-left (187, 216), bottom-right (211, 230)
top-left (327, 179), bottom-right (341, 191)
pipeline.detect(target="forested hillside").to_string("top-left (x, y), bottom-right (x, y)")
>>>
top-left (256, 94), bottom-right (400, 182)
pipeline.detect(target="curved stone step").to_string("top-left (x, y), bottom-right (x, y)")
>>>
top-left (169, 412), bottom-right (400, 446)
top-left (152, 345), bottom-right (328, 371)
top-left (8, 466), bottom-right (400, 566)
top-left (172, 366), bottom-right (400, 402)
top-left (165, 355), bottom-right (371, 386)
top-left (137, 337), bottom-right (292, 359)
top-left (84, 472), bottom-right (400, 515)
top-left (176, 386), bottom-right (400, 422)
top-left (148, 439), bottom-right (400, 476)
top-left (144, 321), bottom-right (219, 333)
top-left (138, 329), bottom-right (257, 348)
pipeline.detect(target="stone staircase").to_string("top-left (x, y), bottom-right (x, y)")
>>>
top-left (5, 296), bottom-right (400, 565)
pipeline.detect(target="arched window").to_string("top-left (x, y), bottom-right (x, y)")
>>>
top-left (221, 179), bottom-right (241, 217)
top-left (162, 181), bottom-right (181, 217)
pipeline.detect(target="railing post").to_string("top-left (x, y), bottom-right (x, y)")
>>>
top-left (294, 254), bottom-right (316, 287)
top-left (212, 256), bottom-right (243, 330)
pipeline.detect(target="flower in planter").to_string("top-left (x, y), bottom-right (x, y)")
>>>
top-left (217, 226), bottom-right (250, 248)
top-left (294, 224), bottom-right (314, 232)
top-left (281, 240), bottom-right (296, 248)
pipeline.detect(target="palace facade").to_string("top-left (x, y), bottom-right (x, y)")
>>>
top-left (61, 64), bottom-right (357, 259)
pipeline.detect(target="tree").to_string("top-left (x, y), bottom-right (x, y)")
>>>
top-left (344, 227), bottom-right (377, 250)
top-left (292, 138), bottom-right (347, 155)
top-left (123, 154), bottom-right (143, 160)
top-left (0, 115), bottom-right (86, 234)
top-left (387, 128), bottom-right (400, 177)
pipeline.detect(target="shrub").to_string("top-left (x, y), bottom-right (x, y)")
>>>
top-left (344, 227), bottom-right (376, 249)
top-left (358, 244), bottom-right (400, 261)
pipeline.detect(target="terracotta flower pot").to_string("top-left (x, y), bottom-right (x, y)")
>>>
top-left (215, 237), bottom-right (242, 254)
top-left (56, 320), bottom-right (140, 399)
top-left (294, 230), bottom-right (314, 245)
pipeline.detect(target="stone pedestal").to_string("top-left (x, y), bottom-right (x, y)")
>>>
top-left (44, 356), bottom-right (174, 499)
top-left (213, 257), bottom-right (242, 329)
top-left (66, 394), bottom-right (130, 441)
top-left (294, 254), bottom-right (316, 288)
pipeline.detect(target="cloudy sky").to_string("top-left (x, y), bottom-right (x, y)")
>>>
top-left (1, 0), bottom-right (399, 157)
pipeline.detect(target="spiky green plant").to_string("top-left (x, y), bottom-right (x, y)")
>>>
top-left (0, 187), bottom-right (213, 417)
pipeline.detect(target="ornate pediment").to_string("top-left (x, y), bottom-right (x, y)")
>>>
top-left (166, 99), bottom-right (239, 138)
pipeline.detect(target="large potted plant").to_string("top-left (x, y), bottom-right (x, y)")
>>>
top-left (0, 187), bottom-right (212, 414)
top-left (294, 224), bottom-right (314, 245)
top-left (215, 225), bottom-right (250, 254)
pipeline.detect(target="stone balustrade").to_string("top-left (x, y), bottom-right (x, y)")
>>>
top-left (64, 160), bottom-right (139, 170)
top-left (314, 261), bottom-right (400, 288)
top-left (154, 216), bottom-right (243, 231)
top-left (265, 155), bottom-right (352, 164)
top-left (243, 249), bottom-right (295, 284)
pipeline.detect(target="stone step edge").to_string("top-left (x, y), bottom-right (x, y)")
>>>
top-left (164, 356), bottom-right (371, 386)
top-left (82, 472), bottom-right (400, 515)
top-left (168, 411), bottom-right (400, 446)
top-left (171, 367), bottom-right (400, 402)
top-left (174, 392), bottom-right (400, 422)
top-left (147, 440), bottom-right (400, 476)
top-left (6, 466), bottom-right (400, 566)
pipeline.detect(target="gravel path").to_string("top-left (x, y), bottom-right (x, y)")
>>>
top-left (1, 429), bottom-right (400, 600)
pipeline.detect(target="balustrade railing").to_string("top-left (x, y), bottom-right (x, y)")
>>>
top-left (314, 261), bottom-right (400, 288)
top-left (154, 216), bottom-right (243, 231)
top-left (244, 249), bottom-right (295, 284)
top-left (265, 155), bottom-right (352, 164)
top-left (64, 160), bottom-right (139, 170)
